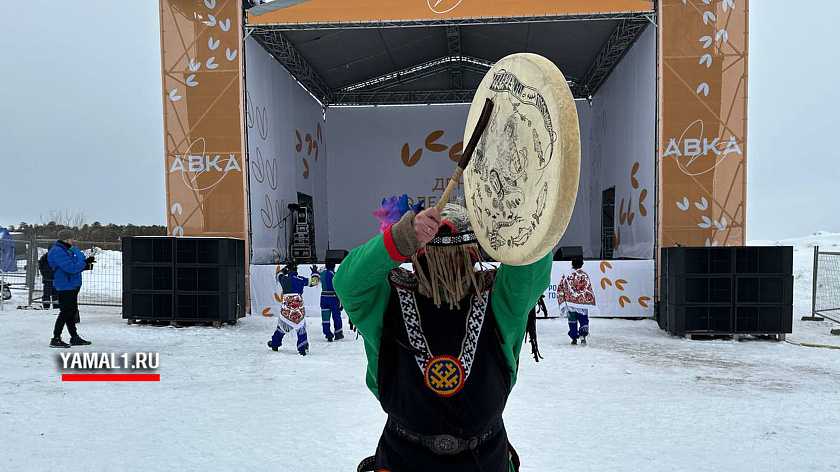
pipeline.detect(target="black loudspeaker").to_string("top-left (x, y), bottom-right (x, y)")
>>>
top-left (553, 246), bottom-right (583, 261)
top-left (122, 237), bottom-right (177, 322)
top-left (123, 237), bottom-right (173, 264)
top-left (325, 249), bottom-right (349, 264)
top-left (123, 236), bottom-right (245, 324)
top-left (124, 292), bottom-right (174, 320)
top-left (175, 238), bottom-right (240, 265)
top-left (660, 246), bottom-right (793, 337)
top-left (126, 266), bottom-right (174, 291)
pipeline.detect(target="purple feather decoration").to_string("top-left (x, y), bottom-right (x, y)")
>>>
top-left (373, 194), bottom-right (419, 233)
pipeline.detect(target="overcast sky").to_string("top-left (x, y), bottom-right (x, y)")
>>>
top-left (0, 1), bottom-right (836, 240)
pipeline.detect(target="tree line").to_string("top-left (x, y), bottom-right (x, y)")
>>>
top-left (7, 221), bottom-right (167, 242)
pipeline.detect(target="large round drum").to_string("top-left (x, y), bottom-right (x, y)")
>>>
top-left (464, 53), bottom-right (580, 266)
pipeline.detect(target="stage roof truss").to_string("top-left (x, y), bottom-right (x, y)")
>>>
top-left (339, 55), bottom-right (494, 93)
top-left (251, 28), bottom-right (332, 104)
top-left (578, 17), bottom-right (650, 98)
top-left (246, 10), bottom-right (652, 106)
top-left (247, 11), bottom-right (653, 30)
top-left (446, 25), bottom-right (463, 89)
top-left (331, 90), bottom-right (478, 106)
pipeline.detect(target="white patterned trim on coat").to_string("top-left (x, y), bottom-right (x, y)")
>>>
top-left (394, 286), bottom-right (489, 379)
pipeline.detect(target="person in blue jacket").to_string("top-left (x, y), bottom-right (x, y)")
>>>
top-left (47, 229), bottom-right (94, 348)
top-left (319, 261), bottom-right (344, 342)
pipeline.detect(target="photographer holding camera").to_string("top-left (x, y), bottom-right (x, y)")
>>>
top-left (46, 229), bottom-right (94, 348)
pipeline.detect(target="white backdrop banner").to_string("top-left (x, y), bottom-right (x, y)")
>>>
top-left (544, 259), bottom-right (654, 318)
top-left (326, 104), bottom-right (470, 252)
top-left (587, 26), bottom-right (656, 259)
top-left (245, 37), bottom-right (328, 264)
top-left (250, 261), bottom-right (653, 321)
top-left (326, 102), bottom-right (596, 255)
top-left (250, 264), bottom-right (325, 319)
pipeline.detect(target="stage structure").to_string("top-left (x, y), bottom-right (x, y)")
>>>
top-left (158, 0), bottom-right (748, 319)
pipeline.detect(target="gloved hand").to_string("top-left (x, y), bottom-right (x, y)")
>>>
top-left (310, 264), bottom-right (318, 274)
top-left (85, 256), bottom-right (96, 264)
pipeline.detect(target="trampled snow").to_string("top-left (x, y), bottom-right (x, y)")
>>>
top-left (1, 234), bottom-right (839, 472)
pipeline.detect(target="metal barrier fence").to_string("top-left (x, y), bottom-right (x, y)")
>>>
top-left (3, 236), bottom-right (122, 308)
top-left (812, 246), bottom-right (840, 323)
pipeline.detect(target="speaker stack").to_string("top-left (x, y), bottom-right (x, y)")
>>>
top-left (291, 206), bottom-right (315, 262)
top-left (660, 246), bottom-right (793, 338)
top-left (123, 237), bottom-right (246, 325)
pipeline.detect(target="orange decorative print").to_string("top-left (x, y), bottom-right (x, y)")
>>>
top-left (600, 278), bottom-right (612, 290)
top-left (615, 160), bottom-right (648, 250)
top-left (294, 122), bottom-right (323, 179)
top-left (425, 130), bottom-right (448, 152)
top-left (448, 141), bottom-right (463, 162)
top-left (600, 260), bottom-right (612, 273)
top-left (305, 132), bottom-right (319, 161)
top-left (638, 296), bottom-right (651, 308)
top-left (401, 143), bottom-right (422, 167)
top-left (638, 189), bottom-right (648, 217)
top-left (615, 279), bottom-right (627, 290)
top-left (400, 129), bottom-right (463, 167)
top-left (631, 162), bottom-right (640, 189)
top-left (262, 307), bottom-right (273, 317)
top-left (274, 292), bottom-right (283, 303)
top-left (618, 295), bottom-right (631, 308)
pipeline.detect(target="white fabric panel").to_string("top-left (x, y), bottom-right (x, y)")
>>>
top-left (544, 260), bottom-right (654, 318)
top-left (251, 261), bottom-right (651, 321)
top-left (589, 25), bottom-right (656, 259)
top-left (250, 264), bottom-right (324, 319)
top-left (555, 102), bottom-right (597, 257)
top-left (245, 37), bottom-right (328, 264)
top-left (326, 102), bottom-right (594, 255)
top-left (326, 104), bottom-right (470, 252)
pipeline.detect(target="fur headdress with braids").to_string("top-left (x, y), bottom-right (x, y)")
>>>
top-left (412, 203), bottom-right (486, 308)
top-left (374, 196), bottom-right (485, 308)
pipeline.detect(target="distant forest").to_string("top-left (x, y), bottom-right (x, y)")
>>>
top-left (6, 221), bottom-right (167, 242)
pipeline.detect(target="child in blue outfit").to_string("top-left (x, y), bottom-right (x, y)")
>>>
top-left (319, 261), bottom-right (344, 341)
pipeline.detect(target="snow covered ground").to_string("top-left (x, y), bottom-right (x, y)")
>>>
top-left (1, 234), bottom-right (839, 472)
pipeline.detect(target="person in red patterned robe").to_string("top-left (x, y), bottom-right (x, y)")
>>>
top-left (556, 257), bottom-right (599, 345)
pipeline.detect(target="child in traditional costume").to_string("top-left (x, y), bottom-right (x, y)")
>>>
top-left (334, 196), bottom-right (550, 472)
top-left (556, 257), bottom-right (599, 345)
top-left (267, 263), bottom-right (319, 355)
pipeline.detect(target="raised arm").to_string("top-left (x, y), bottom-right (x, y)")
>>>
top-left (490, 252), bottom-right (552, 390)
top-left (333, 209), bottom-right (438, 397)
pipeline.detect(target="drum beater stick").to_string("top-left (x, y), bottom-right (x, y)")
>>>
top-left (434, 98), bottom-right (494, 212)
